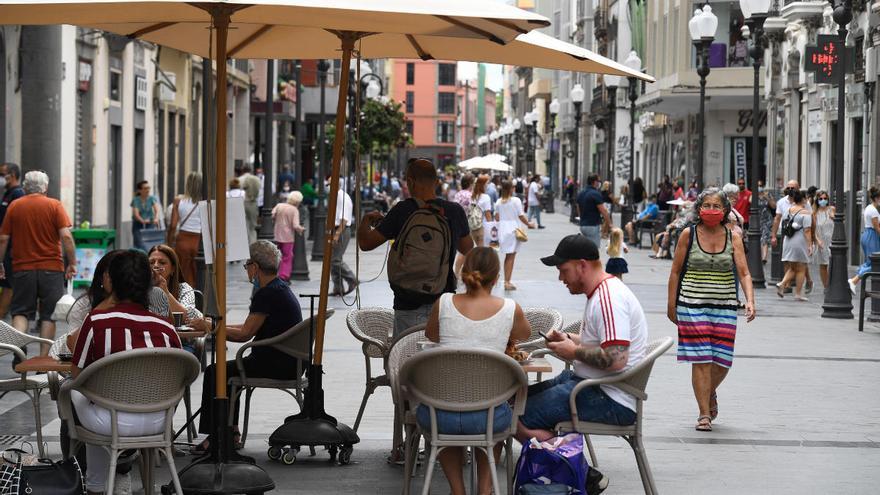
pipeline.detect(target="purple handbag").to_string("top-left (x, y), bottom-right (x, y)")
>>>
top-left (514, 434), bottom-right (590, 494)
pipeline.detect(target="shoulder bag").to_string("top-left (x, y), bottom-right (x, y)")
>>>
top-left (0, 448), bottom-right (85, 495)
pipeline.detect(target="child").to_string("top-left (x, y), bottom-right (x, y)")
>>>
top-left (606, 227), bottom-right (629, 279)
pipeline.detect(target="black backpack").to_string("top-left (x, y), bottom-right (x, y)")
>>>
top-left (781, 209), bottom-right (804, 238)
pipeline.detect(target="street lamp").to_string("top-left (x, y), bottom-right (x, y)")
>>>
top-left (490, 129), bottom-right (499, 154)
top-left (823, 0), bottom-right (854, 318)
top-left (524, 110), bottom-right (537, 174)
top-left (739, 0), bottom-right (771, 290)
top-left (689, 4), bottom-right (718, 191)
top-left (548, 98), bottom-right (560, 193)
top-left (311, 59), bottom-right (330, 261)
top-left (570, 82), bottom-right (586, 223)
top-left (512, 117), bottom-right (522, 173)
top-left (622, 50), bottom-right (642, 229)
top-left (604, 75), bottom-right (620, 182)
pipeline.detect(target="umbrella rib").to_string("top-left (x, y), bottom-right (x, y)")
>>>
top-left (405, 35), bottom-right (434, 61)
top-left (434, 16), bottom-right (505, 45)
top-left (227, 24), bottom-right (273, 58)
top-left (127, 22), bottom-right (176, 38)
top-left (484, 18), bottom-right (529, 35)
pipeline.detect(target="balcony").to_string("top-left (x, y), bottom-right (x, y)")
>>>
top-left (780, 1), bottom-right (825, 23)
top-left (589, 85), bottom-right (609, 124)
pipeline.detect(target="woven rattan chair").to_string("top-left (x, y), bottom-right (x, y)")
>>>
top-left (228, 309), bottom-right (333, 447)
top-left (386, 324), bottom-right (426, 495)
top-left (553, 337), bottom-right (673, 495)
top-left (400, 348), bottom-right (528, 495)
top-left (57, 348), bottom-right (200, 495)
top-left (346, 307), bottom-right (395, 432)
top-left (0, 321), bottom-right (53, 457)
top-left (516, 307), bottom-right (563, 352)
top-left (181, 288), bottom-right (206, 443)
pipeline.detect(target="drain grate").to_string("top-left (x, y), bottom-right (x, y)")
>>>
top-left (0, 435), bottom-right (26, 447)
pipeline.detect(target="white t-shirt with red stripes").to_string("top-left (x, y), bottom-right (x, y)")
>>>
top-left (574, 276), bottom-right (648, 412)
top-left (72, 303), bottom-right (182, 370)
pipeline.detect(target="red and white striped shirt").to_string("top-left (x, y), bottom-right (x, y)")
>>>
top-left (72, 303), bottom-right (182, 370)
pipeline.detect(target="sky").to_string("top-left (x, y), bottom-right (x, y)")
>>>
top-left (457, 62), bottom-right (504, 92)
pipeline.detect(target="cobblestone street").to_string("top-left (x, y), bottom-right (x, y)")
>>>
top-left (2, 204), bottom-right (879, 494)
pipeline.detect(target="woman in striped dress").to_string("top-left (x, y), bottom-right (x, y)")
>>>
top-left (667, 188), bottom-right (756, 432)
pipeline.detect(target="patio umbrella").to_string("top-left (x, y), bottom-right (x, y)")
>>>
top-left (484, 153), bottom-right (508, 162)
top-left (459, 156), bottom-right (512, 173)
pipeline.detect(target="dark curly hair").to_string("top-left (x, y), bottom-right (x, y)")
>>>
top-left (108, 250), bottom-right (152, 309)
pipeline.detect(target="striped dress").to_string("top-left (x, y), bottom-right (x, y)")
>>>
top-left (676, 227), bottom-right (738, 368)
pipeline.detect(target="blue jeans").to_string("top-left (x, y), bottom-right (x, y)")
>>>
top-left (579, 225), bottom-right (601, 248)
top-left (528, 205), bottom-right (542, 226)
top-left (417, 403), bottom-right (512, 435)
top-left (857, 229), bottom-right (880, 277)
top-left (519, 370), bottom-right (636, 430)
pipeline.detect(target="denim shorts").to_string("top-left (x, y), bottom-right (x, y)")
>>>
top-left (519, 370), bottom-right (636, 430)
top-left (417, 403), bottom-right (512, 435)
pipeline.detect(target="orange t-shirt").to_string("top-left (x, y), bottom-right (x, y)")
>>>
top-left (0, 194), bottom-right (72, 272)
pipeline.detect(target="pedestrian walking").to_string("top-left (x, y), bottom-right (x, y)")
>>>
top-left (131, 180), bottom-right (161, 251)
top-left (632, 177), bottom-right (648, 211)
top-left (227, 178), bottom-right (245, 198)
top-left (667, 188), bottom-right (755, 432)
top-left (734, 178), bottom-right (752, 230)
top-left (527, 174), bottom-right (545, 228)
top-left (576, 174), bottom-right (611, 248)
top-left (0, 162), bottom-right (24, 320)
top-left (331, 188), bottom-right (357, 296)
top-left (272, 191), bottom-right (305, 283)
top-left (471, 175), bottom-right (492, 247)
top-left (848, 187), bottom-right (880, 294)
top-left (605, 227), bottom-right (629, 279)
top-left (685, 180), bottom-right (700, 202)
top-left (777, 189), bottom-right (813, 301)
top-left (771, 180), bottom-right (814, 293)
top-left (239, 165), bottom-right (262, 245)
top-left (495, 180), bottom-right (535, 291)
top-left (755, 180), bottom-right (776, 263)
top-left (811, 190), bottom-right (834, 291)
top-left (600, 180), bottom-right (613, 238)
top-left (0, 171), bottom-right (77, 356)
top-left (167, 172), bottom-right (203, 287)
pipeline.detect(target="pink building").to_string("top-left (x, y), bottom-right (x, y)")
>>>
top-left (456, 80), bottom-right (496, 162)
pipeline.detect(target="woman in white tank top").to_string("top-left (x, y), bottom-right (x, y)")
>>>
top-left (424, 247), bottom-right (531, 495)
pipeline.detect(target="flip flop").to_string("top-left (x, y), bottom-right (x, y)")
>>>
top-left (709, 393), bottom-right (718, 420)
top-left (695, 415), bottom-right (712, 432)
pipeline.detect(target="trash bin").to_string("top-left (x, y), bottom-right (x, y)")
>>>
top-left (71, 228), bottom-right (116, 289)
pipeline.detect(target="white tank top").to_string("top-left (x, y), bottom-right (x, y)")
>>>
top-left (437, 293), bottom-right (515, 352)
top-left (177, 198), bottom-right (201, 234)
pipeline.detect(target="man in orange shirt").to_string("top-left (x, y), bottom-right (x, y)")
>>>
top-left (0, 171), bottom-right (76, 355)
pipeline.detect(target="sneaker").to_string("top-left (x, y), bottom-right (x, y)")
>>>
top-left (586, 467), bottom-right (609, 494)
top-left (848, 279), bottom-right (858, 295)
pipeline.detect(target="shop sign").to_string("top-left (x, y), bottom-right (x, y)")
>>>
top-left (732, 138), bottom-right (747, 183)
top-left (808, 111), bottom-right (822, 143)
top-left (77, 59), bottom-right (92, 92)
top-left (804, 34), bottom-right (854, 84)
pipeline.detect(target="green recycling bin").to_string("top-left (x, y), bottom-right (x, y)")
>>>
top-left (71, 228), bottom-right (116, 289)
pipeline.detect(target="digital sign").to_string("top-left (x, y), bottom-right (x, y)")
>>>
top-left (804, 35), bottom-right (854, 84)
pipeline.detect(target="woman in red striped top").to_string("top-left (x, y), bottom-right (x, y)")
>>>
top-left (67, 250), bottom-right (181, 495)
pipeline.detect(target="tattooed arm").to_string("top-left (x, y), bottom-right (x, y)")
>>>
top-left (574, 344), bottom-right (630, 372)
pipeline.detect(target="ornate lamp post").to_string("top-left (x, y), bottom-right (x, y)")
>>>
top-left (622, 50), bottom-right (642, 229)
top-left (604, 75), bottom-right (620, 183)
top-left (512, 117), bottom-right (522, 173)
top-left (823, 0), bottom-right (854, 319)
top-left (740, 0), bottom-right (771, 289)
top-left (311, 59), bottom-right (330, 261)
top-left (548, 98), bottom-right (560, 193)
top-left (689, 5), bottom-right (718, 190)
top-left (524, 110), bottom-right (536, 174)
top-left (570, 83), bottom-right (585, 188)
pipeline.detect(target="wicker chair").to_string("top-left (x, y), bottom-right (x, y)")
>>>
top-left (346, 307), bottom-right (395, 432)
top-left (515, 307), bottom-right (563, 352)
top-left (181, 288), bottom-right (206, 443)
top-left (400, 348), bottom-right (528, 495)
top-left (57, 348), bottom-right (200, 495)
top-left (0, 321), bottom-right (53, 457)
top-left (554, 337), bottom-right (673, 495)
top-left (386, 324), bottom-right (426, 495)
top-left (228, 310), bottom-right (333, 448)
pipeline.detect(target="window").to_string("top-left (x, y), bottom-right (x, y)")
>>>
top-left (405, 91), bottom-right (414, 113)
top-left (437, 121), bottom-right (454, 143)
top-left (135, 76), bottom-right (148, 111)
top-left (110, 70), bottom-right (122, 102)
top-left (406, 62), bottom-right (415, 85)
top-left (438, 92), bottom-right (455, 114)
top-left (405, 120), bottom-right (414, 140)
top-left (438, 63), bottom-right (456, 86)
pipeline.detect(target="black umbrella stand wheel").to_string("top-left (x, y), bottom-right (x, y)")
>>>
top-left (267, 294), bottom-right (360, 465)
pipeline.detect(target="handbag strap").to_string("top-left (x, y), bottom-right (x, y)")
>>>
top-left (178, 201), bottom-right (198, 231)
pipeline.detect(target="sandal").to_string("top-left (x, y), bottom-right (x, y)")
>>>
top-left (695, 415), bottom-right (712, 432)
top-left (776, 285), bottom-right (784, 298)
top-left (709, 393), bottom-right (718, 420)
top-left (504, 283), bottom-right (517, 291)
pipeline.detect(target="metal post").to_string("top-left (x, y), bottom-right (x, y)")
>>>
top-left (571, 102), bottom-right (582, 224)
top-left (311, 60), bottom-right (329, 261)
top-left (695, 39), bottom-right (711, 190)
top-left (747, 15), bottom-right (767, 288)
top-left (822, 0), bottom-right (854, 318)
top-left (258, 59), bottom-right (276, 240)
top-left (622, 76), bottom-right (637, 229)
top-left (294, 60), bottom-right (303, 189)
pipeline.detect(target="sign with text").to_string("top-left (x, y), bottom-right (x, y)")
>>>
top-left (804, 35), bottom-right (854, 84)
top-left (733, 138), bottom-right (748, 184)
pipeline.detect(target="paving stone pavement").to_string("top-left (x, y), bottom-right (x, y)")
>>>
top-left (1, 201), bottom-right (879, 494)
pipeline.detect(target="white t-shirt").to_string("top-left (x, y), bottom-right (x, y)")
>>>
top-left (335, 190), bottom-right (353, 227)
top-left (528, 182), bottom-right (541, 206)
top-left (776, 195), bottom-right (812, 216)
top-left (495, 197), bottom-right (524, 222)
top-left (574, 276), bottom-right (649, 412)
top-left (476, 193), bottom-right (492, 217)
top-left (864, 204), bottom-right (880, 229)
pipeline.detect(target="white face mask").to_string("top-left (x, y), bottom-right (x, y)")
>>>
top-left (0, 177), bottom-right (7, 189)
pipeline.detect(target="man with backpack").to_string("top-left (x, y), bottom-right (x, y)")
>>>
top-left (358, 158), bottom-right (473, 337)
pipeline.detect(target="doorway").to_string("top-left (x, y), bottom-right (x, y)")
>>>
top-left (108, 125), bottom-right (122, 230)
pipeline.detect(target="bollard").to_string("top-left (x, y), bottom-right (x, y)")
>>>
top-left (868, 252), bottom-right (880, 322)
top-left (308, 205), bottom-right (316, 241)
top-left (769, 236), bottom-right (784, 284)
top-left (257, 208), bottom-right (274, 241)
top-left (290, 205), bottom-right (310, 281)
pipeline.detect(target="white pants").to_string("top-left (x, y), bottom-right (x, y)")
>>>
top-left (71, 391), bottom-right (166, 492)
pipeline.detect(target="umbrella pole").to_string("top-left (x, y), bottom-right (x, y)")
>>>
top-left (175, 6), bottom-right (275, 493)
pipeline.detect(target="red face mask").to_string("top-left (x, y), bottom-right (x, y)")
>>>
top-left (700, 209), bottom-right (725, 227)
